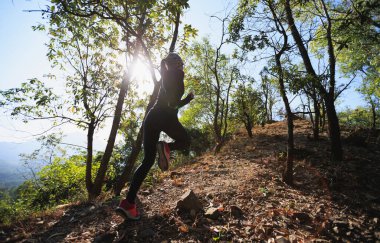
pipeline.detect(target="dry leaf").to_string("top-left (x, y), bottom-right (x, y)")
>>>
top-left (172, 178), bottom-right (184, 187)
top-left (178, 225), bottom-right (189, 233)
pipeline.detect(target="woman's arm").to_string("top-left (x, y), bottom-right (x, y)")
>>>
top-left (178, 92), bottom-right (194, 108)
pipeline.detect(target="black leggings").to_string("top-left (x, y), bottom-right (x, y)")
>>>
top-left (126, 106), bottom-right (190, 203)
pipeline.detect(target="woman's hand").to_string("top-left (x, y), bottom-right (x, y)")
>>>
top-left (188, 92), bottom-right (194, 101)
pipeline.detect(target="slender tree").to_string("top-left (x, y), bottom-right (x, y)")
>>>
top-left (260, 72), bottom-right (278, 123)
top-left (0, 13), bottom-right (122, 199)
top-left (184, 34), bottom-right (239, 153)
top-left (232, 77), bottom-right (264, 138)
top-left (283, 0), bottom-right (343, 161)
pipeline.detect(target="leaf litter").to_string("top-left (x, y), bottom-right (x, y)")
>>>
top-left (1, 119), bottom-right (379, 242)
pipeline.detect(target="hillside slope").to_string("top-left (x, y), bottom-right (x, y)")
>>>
top-left (1, 120), bottom-right (379, 242)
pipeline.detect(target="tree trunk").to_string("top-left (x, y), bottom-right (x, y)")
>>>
top-left (263, 81), bottom-right (269, 122)
top-left (86, 121), bottom-right (95, 200)
top-left (321, 101), bottom-right (326, 132)
top-left (91, 74), bottom-right (130, 198)
top-left (307, 96), bottom-right (315, 131)
top-left (214, 140), bottom-right (225, 154)
top-left (113, 128), bottom-right (143, 196)
top-left (370, 99), bottom-right (376, 130)
top-left (312, 93), bottom-right (320, 140)
top-left (321, 0), bottom-right (343, 161)
top-left (244, 112), bottom-right (253, 138)
top-left (169, 11), bottom-right (181, 53)
top-left (284, 0), bottom-right (342, 161)
top-left (246, 124), bottom-right (253, 138)
top-left (268, 0), bottom-right (293, 184)
top-left (275, 54), bottom-right (294, 185)
top-left (264, 94), bottom-right (269, 122)
top-left (324, 96), bottom-right (343, 161)
top-left (283, 112), bottom-right (294, 184)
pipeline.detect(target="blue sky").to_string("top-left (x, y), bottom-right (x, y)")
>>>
top-left (0, 0), bottom-right (366, 146)
top-left (1, 1), bottom-right (51, 143)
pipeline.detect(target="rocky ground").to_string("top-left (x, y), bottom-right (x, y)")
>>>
top-left (1, 120), bottom-right (380, 242)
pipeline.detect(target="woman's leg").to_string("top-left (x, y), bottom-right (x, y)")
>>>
top-left (163, 116), bottom-right (191, 151)
top-left (126, 111), bottom-right (160, 203)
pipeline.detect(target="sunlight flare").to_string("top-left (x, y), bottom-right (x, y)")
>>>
top-left (131, 59), bottom-right (154, 94)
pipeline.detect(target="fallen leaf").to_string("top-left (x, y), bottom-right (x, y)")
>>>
top-left (178, 225), bottom-right (189, 233)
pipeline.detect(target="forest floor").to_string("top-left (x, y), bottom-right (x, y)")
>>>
top-left (1, 119), bottom-right (380, 242)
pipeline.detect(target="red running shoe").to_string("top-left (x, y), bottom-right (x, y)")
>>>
top-left (115, 199), bottom-right (140, 220)
top-left (157, 141), bottom-right (170, 171)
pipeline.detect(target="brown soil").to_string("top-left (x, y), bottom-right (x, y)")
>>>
top-left (1, 120), bottom-right (379, 242)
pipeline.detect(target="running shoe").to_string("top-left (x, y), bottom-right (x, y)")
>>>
top-left (157, 141), bottom-right (170, 171)
top-left (115, 199), bottom-right (140, 220)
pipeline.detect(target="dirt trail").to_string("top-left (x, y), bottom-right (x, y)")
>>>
top-left (2, 120), bottom-right (379, 242)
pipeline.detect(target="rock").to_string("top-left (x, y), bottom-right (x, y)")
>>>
top-left (176, 190), bottom-right (203, 213)
top-left (333, 226), bottom-right (339, 234)
top-left (205, 207), bottom-right (220, 220)
top-left (138, 228), bottom-right (155, 238)
top-left (230, 205), bottom-right (244, 218)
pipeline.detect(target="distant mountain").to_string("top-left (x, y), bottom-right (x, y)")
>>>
top-left (0, 169), bottom-right (26, 189)
top-left (0, 141), bottom-right (37, 189)
top-left (0, 141), bottom-right (37, 163)
top-left (0, 132), bottom-right (107, 189)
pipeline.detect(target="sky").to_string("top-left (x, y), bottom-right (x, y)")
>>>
top-left (0, 0), bottom-right (366, 148)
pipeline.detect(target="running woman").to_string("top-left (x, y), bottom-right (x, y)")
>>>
top-left (116, 53), bottom-right (194, 220)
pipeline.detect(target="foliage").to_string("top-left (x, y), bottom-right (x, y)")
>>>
top-left (259, 72), bottom-right (279, 122)
top-left (186, 128), bottom-right (213, 155)
top-left (19, 156), bottom-right (88, 209)
top-left (48, 0), bottom-right (193, 65)
top-left (230, 78), bottom-right (265, 136)
top-left (0, 191), bottom-right (16, 225)
top-left (183, 37), bottom-right (240, 147)
top-left (0, 154), bottom-right (91, 225)
top-left (339, 106), bottom-right (380, 129)
top-left (0, 79), bottom-right (59, 121)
